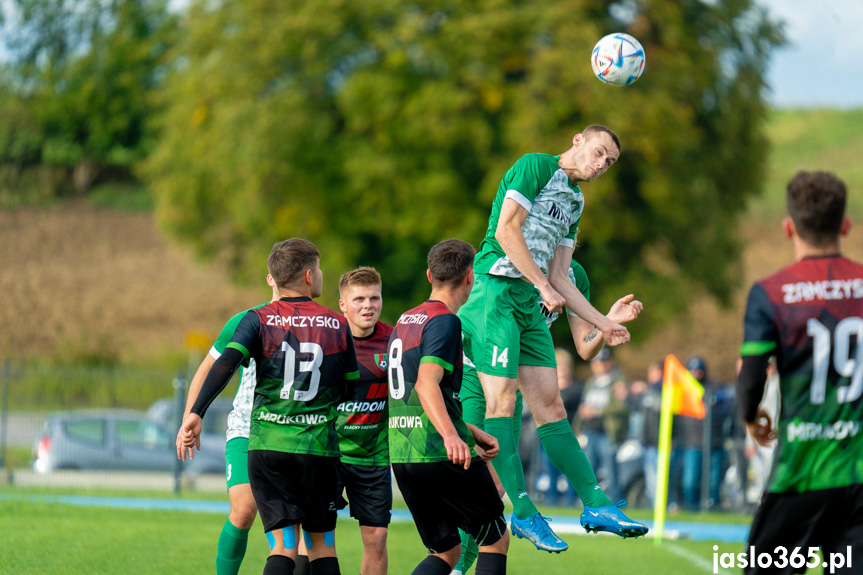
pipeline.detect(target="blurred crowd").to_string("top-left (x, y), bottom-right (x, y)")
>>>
top-left (517, 348), bottom-right (774, 513)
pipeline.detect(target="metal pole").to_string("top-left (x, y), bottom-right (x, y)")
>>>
top-left (701, 388), bottom-right (713, 511)
top-left (172, 373), bottom-right (187, 495)
top-left (0, 361), bottom-right (9, 473)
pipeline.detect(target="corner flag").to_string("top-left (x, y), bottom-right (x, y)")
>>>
top-left (652, 354), bottom-right (706, 543)
top-left (664, 354), bottom-right (705, 419)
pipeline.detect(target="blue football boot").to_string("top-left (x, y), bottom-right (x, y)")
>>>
top-left (580, 500), bottom-right (649, 538)
top-left (510, 512), bottom-right (569, 553)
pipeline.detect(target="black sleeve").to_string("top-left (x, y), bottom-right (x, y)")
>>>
top-left (420, 314), bottom-right (461, 373)
top-left (736, 353), bottom-right (770, 423)
top-left (190, 347), bottom-right (245, 418)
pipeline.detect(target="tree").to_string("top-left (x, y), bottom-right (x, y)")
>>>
top-left (143, 0), bottom-right (783, 323)
top-left (1, 0), bottom-right (176, 196)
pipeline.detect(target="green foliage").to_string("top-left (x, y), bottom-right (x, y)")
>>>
top-left (144, 0), bottom-right (783, 322)
top-left (754, 108), bottom-right (863, 222)
top-left (0, 0), bottom-right (177, 198)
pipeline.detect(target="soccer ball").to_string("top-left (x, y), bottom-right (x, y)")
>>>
top-left (591, 33), bottom-right (645, 86)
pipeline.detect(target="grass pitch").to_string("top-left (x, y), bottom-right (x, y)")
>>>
top-left (2, 489), bottom-right (750, 574)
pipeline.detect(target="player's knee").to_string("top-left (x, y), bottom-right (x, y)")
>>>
top-left (229, 503), bottom-right (257, 529)
top-left (475, 514), bottom-right (508, 551)
top-left (364, 528), bottom-right (388, 554)
top-left (486, 390), bottom-right (518, 418)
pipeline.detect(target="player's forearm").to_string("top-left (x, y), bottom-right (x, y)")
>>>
top-left (183, 352), bottom-right (217, 418)
top-left (568, 314), bottom-right (604, 361)
top-left (495, 222), bottom-right (550, 288)
top-left (415, 377), bottom-right (461, 441)
top-left (552, 273), bottom-right (609, 329)
top-left (190, 348), bottom-right (244, 418)
top-left (736, 354), bottom-right (770, 423)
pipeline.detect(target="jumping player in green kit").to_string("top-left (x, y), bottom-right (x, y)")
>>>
top-left (454, 258), bottom-right (643, 571)
top-left (458, 125), bottom-right (648, 553)
top-left (180, 238), bottom-right (359, 575)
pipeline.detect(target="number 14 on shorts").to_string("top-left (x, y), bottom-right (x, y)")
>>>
top-left (491, 346), bottom-right (509, 368)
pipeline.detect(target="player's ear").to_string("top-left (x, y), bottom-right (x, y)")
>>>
top-left (266, 274), bottom-right (277, 288)
top-left (426, 269), bottom-right (434, 284)
top-left (841, 216), bottom-right (852, 236)
top-left (573, 133), bottom-right (584, 147)
top-left (338, 299), bottom-right (347, 314)
top-left (781, 217), bottom-right (794, 238)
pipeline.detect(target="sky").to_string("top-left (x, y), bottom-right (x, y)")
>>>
top-left (759, 0), bottom-right (863, 108)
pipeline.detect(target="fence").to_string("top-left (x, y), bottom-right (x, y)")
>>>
top-left (0, 359), bottom-right (232, 493)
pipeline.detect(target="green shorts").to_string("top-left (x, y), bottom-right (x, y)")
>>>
top-left (460, 362), bottom-right (523, 446)
top-left (225, 436), bottom-right (250, 490)
top-left (459, 273), bottom-right (556, 378)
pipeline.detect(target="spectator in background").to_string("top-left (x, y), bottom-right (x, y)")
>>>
top-left (635, 361), bottom-right (664, 509)
top-left (698, 357), bottom-right (738, 510)
top-left (534, 348), bottom-right (582, 506)
top-left (575, 347), bottom-right (628, 502)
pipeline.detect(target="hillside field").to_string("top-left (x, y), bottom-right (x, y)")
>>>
top-left (1, 108), bottom-right (862, 382)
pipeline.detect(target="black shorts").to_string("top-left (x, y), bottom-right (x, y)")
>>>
top-left (393, 457), bottom-right (506, 553)
top-left (746, 484), bottom-right (863, 575)
top-left (248, 450), bottom-right (339, 533)
top-left (337, 462), bottom-right (392, 528)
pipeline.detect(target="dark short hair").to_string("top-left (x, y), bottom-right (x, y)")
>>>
top-left (583, 124), bottom-right (621, 155)
top-left (339, 266), bottom-right (382, 295)
top-left (268, 238), bottom-right (320, 288)
top-left (786, 171), bottom-right (847, 247)
top-left (427, 239), bottom-right (475, 288)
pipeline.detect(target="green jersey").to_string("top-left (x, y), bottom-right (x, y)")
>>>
top-left (474, 153), bottom-right (583, 278)
top-left (539, 259), bottom-right (591, 327)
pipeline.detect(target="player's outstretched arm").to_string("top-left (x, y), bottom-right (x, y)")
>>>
top-left (606, 294), bottom-right (642, 324)
top-left (549, 246), bottom-right (629, 345)
top-left (179, 347), bottom-right (245, 458)
top-left (414, 362), bottom-right (472, 469)
top-left (176, 352), bottom-right (216, 461)
top-left (568, 295), bottom-right (641, 361)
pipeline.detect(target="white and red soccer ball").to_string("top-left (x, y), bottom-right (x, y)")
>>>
top-left (591, 33), bottom-right (646, 86)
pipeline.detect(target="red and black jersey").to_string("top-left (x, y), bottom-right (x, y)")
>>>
top-left (230, 296), bottom-right (359, 456)
top-left (335, 321), bottom-right (394, 465)
top-left (387, 300), bottom-right (474, 463)
top-left (740, 255), bottom-right (863, 492)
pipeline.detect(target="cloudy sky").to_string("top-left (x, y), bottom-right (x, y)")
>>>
top-left (759, 0), bottom-right (863, 108)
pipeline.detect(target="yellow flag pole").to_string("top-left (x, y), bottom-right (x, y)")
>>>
top-left (653, 357), bottom-right (676, 545)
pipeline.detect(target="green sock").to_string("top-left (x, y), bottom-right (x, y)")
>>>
top-left (454, 528), bottom-right (479, 573)
top-left (484, 416), bottom-right (538, 520)
top-left (537, 419), bottom-right (612, 508)
top-left (216, 519), bottom-right (250, 575)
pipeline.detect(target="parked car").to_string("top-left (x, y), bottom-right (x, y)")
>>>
top-left (32, 409), bottom-right (225, 474)
top-left (145, 396), bottom-right (233, 439)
